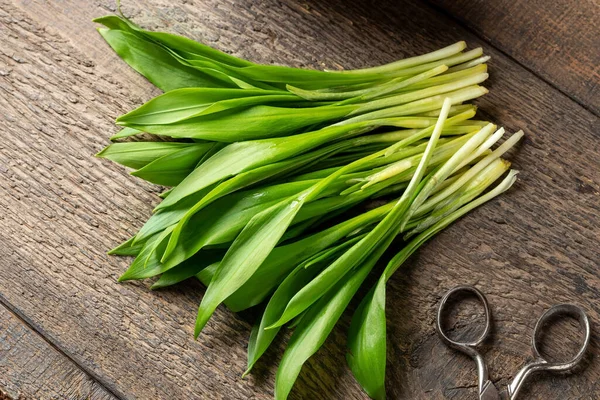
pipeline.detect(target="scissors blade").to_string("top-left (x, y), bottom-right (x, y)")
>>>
top-left (480, 380), bottom-right (500, 400)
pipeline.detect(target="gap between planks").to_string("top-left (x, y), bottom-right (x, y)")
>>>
top-left (0, 293), bottom-right (126, 400)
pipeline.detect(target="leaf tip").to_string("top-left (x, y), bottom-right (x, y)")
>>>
top-left (194, 307), bottom-right (212, 338)
top-left (241, 367), bottom-right (253, 379)
top-left (95, 146), bottom-right (110, 158)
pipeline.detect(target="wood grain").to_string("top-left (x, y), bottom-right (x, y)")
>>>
top-left (0, 303), bottom-right (116, 400)
top-left (428, 0), bottom-right (600, 116)
top-left (0, 0), bottom-right (598, 399)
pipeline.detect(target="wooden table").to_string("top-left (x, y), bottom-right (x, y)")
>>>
top-left (0, 0), bottom-right (598, 399)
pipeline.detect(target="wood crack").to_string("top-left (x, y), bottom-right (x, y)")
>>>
top-left (0, 293), bottom-right (124, 400)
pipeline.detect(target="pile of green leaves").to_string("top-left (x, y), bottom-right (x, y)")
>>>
top-left (95, 14), bottom-right (521, 400)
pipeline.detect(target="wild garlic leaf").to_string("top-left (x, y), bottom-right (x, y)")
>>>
top-left (133, 185), bottom-right (214, 246)
top-left (161, 180), bottom-right (317, 271)
top-left (98, 16), bottom-right (279, 91)
top-left (274, 253), bottom-right (376, 400)
top-left (150, 249), bottom-right (225, 289)
top-left (119, 227), bottom-right (172, 281)
top-left (221, 201), bottom-right (392, 312)
top-left (95, 16), bottom-right (265, 90)
top-left (117, 88), bottom-right (295, 125)
top-left (245, 260), bottom-right (324, 376)
top-left (96, 27), bottom-right (230, 91)
top-left (96, 142), bottom-right (193, 170)
top-left (131, 144), bottom-right (214, 186)
top-left (109, 127), bottom-right (142, 141)
top-left (107, 235), bottom-right (142, 257)
top-left (120, 104), bottom-right (358, 142)
top-left (194, 195), bottom-right (307, 337)
top-left (346, 277), bottom-right (387, 400)
top-left (112, 17), bottom-right (254, 68)
top-left (156, 121), bottom-right (382, 210)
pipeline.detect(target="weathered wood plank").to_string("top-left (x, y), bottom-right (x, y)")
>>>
top-left (428, 0), bottom-right (600, 115)
top-left (0, 302), bottom-right (117, 400)
top-left (0, 0), bottom-right (598, 399)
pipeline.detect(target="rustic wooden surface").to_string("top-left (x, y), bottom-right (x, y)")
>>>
top-left (0, 0), bottom-right (598, 399)
top-left (428, 0), bottom-right (600, 116)
top-left (0, 304), bottom-right (117, 400)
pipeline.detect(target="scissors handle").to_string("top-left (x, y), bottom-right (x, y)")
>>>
top-left (507, 303), bottom-right (591, 399)
top-left (436, 285), bottom-right (493, 396)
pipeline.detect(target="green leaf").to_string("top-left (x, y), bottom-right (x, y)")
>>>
top-left (97, 27), bottom-right (230, 91)
top-left (96, 141), bottom-right (193, 169)
top-left (134, 184), bottom-right (215, 245)
top-left (245, 259), bottom-right (323, 376)
top-left (117, 88), bottom-right (294, 125)
top-left (95, 16), bottom-right (263, 89)
top-left (245, 232), bottom-right (366, 375)
top-left (112, 17), bottom-right (253, 68)
top-left (119, 227), bottom-right (174, 281)
top-left (107, 235), bottom-right (142, 256)
top-left (110, 127), bottom-right (142, 141)
top-left (273, 252), bottom-right (375, 400)
top-left (161, 180), bottom-right (317, 271)
top-left (194, 195), bottom-right (307, 337)
top-left (120, 104), bottom-right (358, 142)
top-left (221, 201), bottom-right (392, 312)
top-left (155, 121), bottom-right (381, 210)
top-left (150, 249), bottom-right (225, 289)
top-left (346, 277), bottom-right (387, 400)
top-left (131, 143), bottom-right (214, 186)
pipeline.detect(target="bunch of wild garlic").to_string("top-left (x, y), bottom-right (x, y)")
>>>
top-left (96, 14), bottom-right (521, 400)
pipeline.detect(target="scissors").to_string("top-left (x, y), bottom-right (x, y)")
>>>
top-left (436, 285), bottom-right (591, 400)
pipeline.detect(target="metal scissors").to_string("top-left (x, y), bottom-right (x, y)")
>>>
top-left (436, 285), bottom-right (591, 400)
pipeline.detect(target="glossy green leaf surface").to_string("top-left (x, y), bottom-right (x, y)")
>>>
top-left (96, 142), bottom-right (194, 170)
top-left (97, 28), bottom-right (229, 91)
